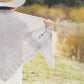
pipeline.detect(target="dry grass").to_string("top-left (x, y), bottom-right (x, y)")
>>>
top-left (16, 4), bottom-right (66, 21)
top-left (54, 21), bottom-right (84, 61)
top-left (17, 4), bottom-right (84, 22)
top-left (66, 7), bottom-right (84, 22)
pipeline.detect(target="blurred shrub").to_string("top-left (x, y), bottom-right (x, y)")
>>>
top-left (17, 4), bottom-right (84, 22)
top-left (17, 4), bottom-right (43, 15)
top-left (67, 7), bottom-right (84, 22)
top-left (46, 7), bottom-right (66, 20)
top-left (16, 4), bottom-right (66, 21)
top-left (54, 21), bottom-right (84, 61)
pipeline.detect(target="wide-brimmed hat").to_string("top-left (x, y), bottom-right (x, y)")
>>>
top-left (0, 0), bottom-right (26, 8)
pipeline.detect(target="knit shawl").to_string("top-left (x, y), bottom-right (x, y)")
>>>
top-left (0, 10), bottom-right (54, 81)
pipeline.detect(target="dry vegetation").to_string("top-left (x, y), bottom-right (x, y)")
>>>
top-left (67, 7), bottom-right (84, 22)
top-left (17, 4), bottom-right (84, 22)
top-left (16, 4), bottom-right (66, 21)
top-left (54, 21), bottom-right (84, 61)
top-left (16, 4), bottom-right (84, 62)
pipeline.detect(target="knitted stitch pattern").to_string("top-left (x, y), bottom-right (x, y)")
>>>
top-left (0, 10), bottom-right (54, 81)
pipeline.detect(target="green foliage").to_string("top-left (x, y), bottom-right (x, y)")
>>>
top-left (35, 0), bottom-right (44, 4)
top-left (24, 0), bottom-right (44, 6)
top-left (24, 0), bottom-right (84, 7)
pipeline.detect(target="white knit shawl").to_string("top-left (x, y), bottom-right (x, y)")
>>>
top-left (0, 10), bottom-right (54, 81)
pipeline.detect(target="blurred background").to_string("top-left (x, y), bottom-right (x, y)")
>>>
top-left (16, 0), bottom-right (84, 84)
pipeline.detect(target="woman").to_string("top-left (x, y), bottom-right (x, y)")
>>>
top-left (0, 0), bottom-right (55, 84)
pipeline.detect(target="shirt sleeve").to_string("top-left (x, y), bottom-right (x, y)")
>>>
top-left (27, 26), bottom-right (54, 50)
top-left (38, 27), bottom-right (54, 47)
top-left (40, 27), bottom-right (54, 68)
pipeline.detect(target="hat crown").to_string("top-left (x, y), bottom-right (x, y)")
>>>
top-left (0, 0), bottom-right (26, 8)
top-left (0, 0), bottom-right (12, 2)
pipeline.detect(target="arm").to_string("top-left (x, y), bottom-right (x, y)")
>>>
top-left (35, 19), bottom-right (55, 48)
top-left (38, 26), bottom-right (54, 45)
top-left (29, 19), bottom-right (55, 49)
top-left (39, 19), bottom-right (55, 67)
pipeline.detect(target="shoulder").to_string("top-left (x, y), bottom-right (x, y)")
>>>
top-left (14, 11), bottom-right (44, 22)
top-left (13, 11), bottom-right (45, 32)
top-left (14, 11), bottom-right (45, 28)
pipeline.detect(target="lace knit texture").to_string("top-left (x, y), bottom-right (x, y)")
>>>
top-left (0, 10), bottom-right (54, 81)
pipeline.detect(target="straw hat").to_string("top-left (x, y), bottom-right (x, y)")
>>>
top-left (0, 0), bottom-right (26, 8)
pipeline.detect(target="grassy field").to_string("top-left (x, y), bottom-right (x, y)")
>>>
top-left (22, 52), bottom-right (84, 84)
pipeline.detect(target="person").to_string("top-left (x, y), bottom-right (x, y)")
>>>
top-left (0, 0), bottom-right (55, 84)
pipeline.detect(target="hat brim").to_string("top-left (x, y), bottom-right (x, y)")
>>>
top-left (0, 0), bottom-right (26, 8)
